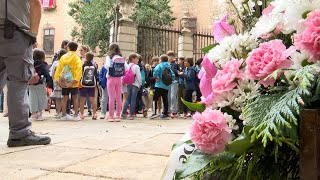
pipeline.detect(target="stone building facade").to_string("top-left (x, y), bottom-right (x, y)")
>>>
top-left (37, 0), bottom-right (226, 61)
top-left (37, 0), bottom-right (77, 59)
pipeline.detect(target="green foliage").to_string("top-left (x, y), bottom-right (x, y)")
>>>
top-left (68, 0), bottom-right (175, 56)
top-left (175, 150), bottom-right (223, 180)
top-left (68, 0), bottom-right (115, 55)
top-left (242, 65), bottom-right (316, 149)
top-left (131, 0), bottom-right (175, 26)
top-left (181, 98), bottom-right (206, 113)
top-left (226, 126), bottom-right (254, 155)
top-left (201, 44), bottom-right (218, 54)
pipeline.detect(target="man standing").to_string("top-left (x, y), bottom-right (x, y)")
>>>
top-left (167, 51), bottom-right (179, 118)
top-left (0, 0), bottom-right (51, 147)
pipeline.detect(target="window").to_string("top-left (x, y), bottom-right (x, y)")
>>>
top-left (41, 0), bottom-right (56, 9)
top-left (43, 29), bottom-right (55, 55)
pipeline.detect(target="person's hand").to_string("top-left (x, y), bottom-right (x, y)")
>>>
top-left (59, 79), bottom-right (68, 88)
top-left (178, 72), bottom-right (184, 76)
top-left (71, 80), bottom-right (78, 86)
top-left (155, 77), bottom-right (159, 81)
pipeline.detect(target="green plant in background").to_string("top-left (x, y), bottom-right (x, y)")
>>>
top-left (68, 0), bottom-right (175, 56)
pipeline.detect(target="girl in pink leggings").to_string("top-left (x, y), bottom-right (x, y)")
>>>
top-left (104, 44), bottom-right (128, 122)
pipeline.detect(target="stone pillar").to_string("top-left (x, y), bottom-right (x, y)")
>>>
top-left (178, 12), bottom-right (194, 58)
top-left (178, 31), bottom-right (193, 58)
top-left (116, 20), bottom-right (137, 58)
top-left (112, 0), bottom-right (137, 58)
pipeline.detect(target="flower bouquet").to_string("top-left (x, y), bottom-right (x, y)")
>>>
top-left (169, 0), bottom-right (320, 179)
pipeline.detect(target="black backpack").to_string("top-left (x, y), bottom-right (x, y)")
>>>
top-left (162, 67), bottom-right (173, 86)
top-left (81, 66), bottom-right (96, 87)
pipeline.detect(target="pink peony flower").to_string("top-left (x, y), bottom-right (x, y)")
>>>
top-left (199, 56), bottom-right (217, 105)
top-left (246, 40), bottom-right (293, 87)
top-left (190, 109), bottom-right (232, 154)
top-left (294, 9), bottom-right (320, 61)
top-left (213, 15), bottom-right (237, 43)
top-left (212, 59), bottom-right (246, 94)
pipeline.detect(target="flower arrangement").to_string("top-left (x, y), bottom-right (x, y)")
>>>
top-left (172, 0), bottom-right (320, 179)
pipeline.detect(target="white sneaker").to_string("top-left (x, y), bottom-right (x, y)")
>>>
top-left (62, 114), bottom-right (74, 120)
top-left (55, 113), bottom-right (63, 119)
top-left (73, 115), bottom-right (81, 121)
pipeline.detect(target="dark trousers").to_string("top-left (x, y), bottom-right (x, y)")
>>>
top-left (195, 86), bottom-right (202, 102)
top-left (136, 87), bottom-right (144, 112)
top-left (177, 85), bottom-right (184, 114)
top-left (153, 87), bottom-right (169, 116)
top-left (0, 90), bottom-right (3, 111)
top-left (183, 89), bottom-right (194, 113)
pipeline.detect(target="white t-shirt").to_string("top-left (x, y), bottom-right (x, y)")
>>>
top-left (128, 63), bottom-right (142, 88)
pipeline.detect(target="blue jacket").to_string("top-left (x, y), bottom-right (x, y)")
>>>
top-left (178, 66), bottom-right (185, 87)
top-left (170, 62), bottom-right (179, 81)
top-left (153, 62), bottom-right (175, 90)
top-left (182, 67), bottom-right (196, 90)
top-left (99, 66), bottom-right (107, 89)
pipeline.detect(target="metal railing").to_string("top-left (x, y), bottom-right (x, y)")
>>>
top-left (193, 31), bottom-right (215, 61)
top-left (137, 26), bottom-right (181, 65)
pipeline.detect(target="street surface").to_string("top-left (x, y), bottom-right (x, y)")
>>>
top-left (0, 112), bottom-right (192, 180)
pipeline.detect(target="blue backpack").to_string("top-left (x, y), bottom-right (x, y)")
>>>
top-left (109, 56), bottom-right (125, 77)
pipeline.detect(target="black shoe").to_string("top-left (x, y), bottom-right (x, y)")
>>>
top-left (87, 111), bottom-right (92, 116)
top-left (7, 132), bottom-right (51, 147)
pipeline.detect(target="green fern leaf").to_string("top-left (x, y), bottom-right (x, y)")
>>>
top-left (242, 65), bottom-right (317, 148)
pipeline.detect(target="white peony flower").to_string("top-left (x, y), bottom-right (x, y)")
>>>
top-left (207, 33), bottom-right (257, 67)
top-left (250, 13), bottom-right (283, 38)
top-left (290, 50), bottom-right (311, 69)
top-left (211, 89), bottom-right (241, 109)
top-left (282, 0), bottom-right (320, 34)
top-left (270, 0), bottom-right (293, 14)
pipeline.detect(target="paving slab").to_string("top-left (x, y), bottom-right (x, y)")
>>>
top-left (0, 167), bottom-right (49, 180)
top-left (0, 145), bottom-right (106, 170)
top-left (119, 134), bottom-right (183, 156)
top-left (64, 151), bottom-right (168, 180)
top-left (36, 172), bottom-right (111, 180)
top-left (55, 135), bottom-right (139, 151)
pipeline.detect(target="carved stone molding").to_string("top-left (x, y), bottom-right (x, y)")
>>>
top-left (118, 0), bottom-right (135, 22)
top-left (181, 12), bottom-right (192, 32)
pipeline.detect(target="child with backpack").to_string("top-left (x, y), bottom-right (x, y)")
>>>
top-left (121, 53), bottom-right (142, 120)
top-left (178, 57), bottom-right (196, 118)
top-left (79, 52), bottom-right (98, 120)
top-left (99, 63), bottom-right (108, 119)
top-left (135, 55), bottom-right (147, 117)
top-left (29, 49), bottom-right (53, 121)
top-left (150, 54), bottom-right (175, 119)
top-left (50, 49), bottom-right (67, 118)
top-left (104, 43), bottom-right (128, 122)
top-left (54, 41), bottom-right (83, 121)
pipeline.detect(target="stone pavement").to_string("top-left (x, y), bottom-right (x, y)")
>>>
top-left (0, 112), bottom-right (192, 180)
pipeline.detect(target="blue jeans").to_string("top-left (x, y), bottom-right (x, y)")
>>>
top-left (168, 81), bottom-right (178, 113)
top-left (101, 86), bottom-right (109, 115)
top-left (122, 85), bottom-right (139, 116)
top-left (0, 90), bottom-right (3, 111)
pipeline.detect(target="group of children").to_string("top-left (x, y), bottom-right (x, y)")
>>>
top-left (27, 41), bottom-right (202, 121)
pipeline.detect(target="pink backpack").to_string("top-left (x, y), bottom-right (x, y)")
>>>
top-left (122, 64), bottom-right (135, 85)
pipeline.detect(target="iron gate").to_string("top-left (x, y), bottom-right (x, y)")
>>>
top-left (193, 31), bottom-right (215, 61)
top-left (137, 26), bottom-right (181, 65)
